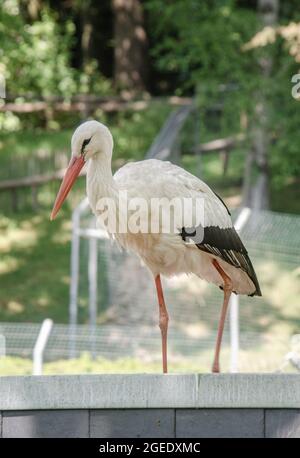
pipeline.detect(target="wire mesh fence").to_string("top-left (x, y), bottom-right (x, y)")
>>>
top-left (65, 205), bottom-right (299, 373)
top-left (2, 202), bottom-right (296, 372)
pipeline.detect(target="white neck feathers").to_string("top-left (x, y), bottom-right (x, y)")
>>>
top-left (86, 154), bottom-right (118, 213)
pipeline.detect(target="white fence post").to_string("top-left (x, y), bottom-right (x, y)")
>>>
top-left (230, 207), bottom-right (251, 373)
top-left (69, 197), bottom-right (89, 358)
top-left (88, 233), bottom-right (98, 359)
top-left (33, 319), bottom-right (53, 375)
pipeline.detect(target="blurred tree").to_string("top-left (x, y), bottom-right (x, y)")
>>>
top-left (77, 0), bottom-right (93, 69)
top-left (21, 0), bottom-right (42, 20)
top-left (146, 0), bottom-right (257, 93)
top-left (0, 1), bottom-right (77, 98)
top-left (243, 3), bottom-right (300, 190)
top-left (0, 0), bottom-right (113, 100)
top-left (112, 0), bottom-right (148, 94)
top-left (46, 0), bottom-right (114, 80)
top-left (247, 0), bottom-right (279, 210)
top-left (146, 0), bottom-right (300, 194)
top-left (0, 0), bottom-right (299, 191)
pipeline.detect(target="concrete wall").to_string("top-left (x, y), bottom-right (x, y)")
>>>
top-left (2, 408), bottom-right (300, 438)
top-left (0, 374), bottom-right (300, 438)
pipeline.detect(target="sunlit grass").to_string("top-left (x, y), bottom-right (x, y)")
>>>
top-left (0, 208), bottom-right (72, 322)
top-left (0, 343), bottom-right (298, 376)
top-left (0, 354), bottom-right (209, 376)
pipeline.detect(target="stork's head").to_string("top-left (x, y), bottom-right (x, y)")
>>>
top-left (50, 120), bottom-right (113, 220)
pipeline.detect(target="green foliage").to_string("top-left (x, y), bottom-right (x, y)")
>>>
top-left (147, 0), bottom-right (257, 91)
top-left (146, 0), bottom-right (300, 186)
top-left (1, 1), bottom-right (76, 97)
top-left (0, 0), bottom-right (112, 100)
top-left (146, 0), bottom-right (260, 151)
top-left (265, 46), bottom-right (300, 187)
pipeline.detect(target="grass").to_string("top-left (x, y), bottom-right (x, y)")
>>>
top-left (0, 354), bottom-right (207, 376)
top-left (0, 208), bottom-right (72, 322)
top-left (0, 341), bottom-right (298, 376)
top-left (182, 150), bottom-right (300, 214)
top-left (0, 100), bottom-right (172, 180)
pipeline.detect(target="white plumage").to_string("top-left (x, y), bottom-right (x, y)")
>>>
top-left (51, 120), bottom-right (261, 373)
top-left (88, 155), bottom-right (256, 296)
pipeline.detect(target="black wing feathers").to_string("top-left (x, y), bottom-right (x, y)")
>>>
top-left (180, 225), bottom-right (262, 297)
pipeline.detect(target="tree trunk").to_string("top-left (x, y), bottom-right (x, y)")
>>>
top-left (25, 0), bottom-right (42, 20)
top-left (251, 0), bottom-right (279, 210)
top-left (80, 1), bottom-right (93, 69)
top-left (112, 0), bottom-right (148, 95)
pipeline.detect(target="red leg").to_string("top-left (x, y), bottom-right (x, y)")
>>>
top-left (155, 274), bottom-right (169, 373)
top-left (212, 259), bottom-right (233, 373)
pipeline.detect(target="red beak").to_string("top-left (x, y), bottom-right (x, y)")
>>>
top-left (50, 155), bottom-right (85, 220)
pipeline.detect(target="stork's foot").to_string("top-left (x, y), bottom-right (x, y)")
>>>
top-left (212, 362), bottom-right (220, 373)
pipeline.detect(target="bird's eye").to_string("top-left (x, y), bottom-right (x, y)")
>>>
top-left (81, 137), bottom-right (92, 154)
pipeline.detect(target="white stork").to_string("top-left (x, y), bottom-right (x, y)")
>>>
top-left (51, 120), bottom-right (261, 373)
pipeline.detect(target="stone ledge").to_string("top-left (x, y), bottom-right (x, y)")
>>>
top-left (0, 374), bottom-right (299, 410)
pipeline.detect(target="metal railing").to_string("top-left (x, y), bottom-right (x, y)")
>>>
top-left (32, 319), bottom-right (53, 375)
top-left (229, 207), bottom-right (252, 372)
